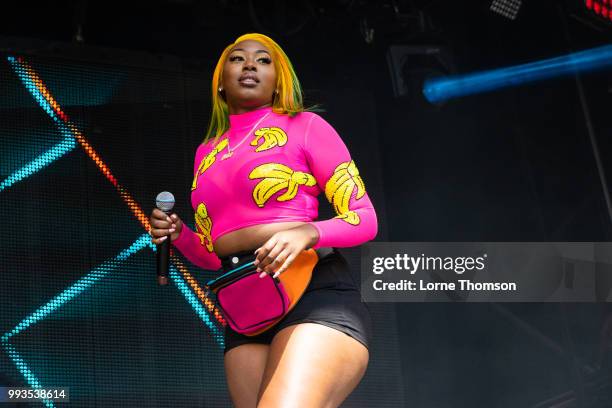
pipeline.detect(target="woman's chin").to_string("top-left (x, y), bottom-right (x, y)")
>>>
top-left (233, 96), bottom-right (272, 108)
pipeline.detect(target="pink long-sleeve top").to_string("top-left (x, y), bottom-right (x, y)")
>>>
top-left (172, 106), bottom-right (378, 270)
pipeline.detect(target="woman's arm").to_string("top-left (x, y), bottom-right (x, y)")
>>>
top-left (302, 114), bottom-right (378, 249)
top-left (172, 223), bottom-right (221, 270)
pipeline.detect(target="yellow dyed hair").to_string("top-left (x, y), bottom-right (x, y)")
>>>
top-left (204, 33), bottom-right (315, 145)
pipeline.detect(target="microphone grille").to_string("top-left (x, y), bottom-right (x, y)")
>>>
top-left (156, 191), bottom-right (175, 212)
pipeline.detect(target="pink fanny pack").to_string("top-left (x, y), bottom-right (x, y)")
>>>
top-left (206, 249), bottom-right (321, 336)
top-left (208, 263), bottom-right (289, 335)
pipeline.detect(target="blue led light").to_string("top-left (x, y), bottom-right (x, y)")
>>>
top-left (0, 133), bottom-right (75, 192)
top-left (7, 57), bottom-right (62, 122)
top-left (1, 233), bottom-right (145, 405)
top-left (148, 240), bottom-right (224, 344)
top-left (3, 57), bottom-right (225, 401)
top-left (4, 56), bottom-right (224, 341)
top-left (2, 234), bottom-right (151, 342)
top-left (1, 341), bottom-right (55, 407)
top-left (3, 234), bottom-right (223, 394)
top-left (169, 265), bottom-right (225, 345)
top-left (423, 44), bottom-right (612, 103)
top-left (1, 57), bottom-right (77, 192)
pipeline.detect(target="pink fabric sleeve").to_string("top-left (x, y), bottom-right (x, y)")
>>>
top-left (171, 142), bottom-right (222, 271)
top-left (171, 224), bottom-right (221, 270)
top-left (303, 114), bottom-right (378, 249)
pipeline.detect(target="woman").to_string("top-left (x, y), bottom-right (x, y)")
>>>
top-left (149, 33), bottom-right (378, 407)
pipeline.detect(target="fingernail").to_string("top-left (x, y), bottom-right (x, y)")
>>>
top-left (253, 260), bottom-right (259, 266)
top-left (259, 272), bottom-right (267, 278)
top-left (256, 268), bottom-right (261, 273)
top-left (272, 272), bottom-right (280, 279)
top-left (160, 236), bottom-right (167, 241)
top-left (169, 228), bottom-right (175, 233)
top-left (166, 217), bottom-right (171, 222)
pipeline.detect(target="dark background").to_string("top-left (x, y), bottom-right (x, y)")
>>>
top-left (1, 0), bottom-right (612, 406)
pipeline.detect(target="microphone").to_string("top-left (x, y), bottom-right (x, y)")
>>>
top-left (156, 191), bottom-right (175, 286)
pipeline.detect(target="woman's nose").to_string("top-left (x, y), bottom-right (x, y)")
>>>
top-left (243, 59), bottom-right (256, 70)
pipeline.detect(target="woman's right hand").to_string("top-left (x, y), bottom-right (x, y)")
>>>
top-left (149, 209), bottom-right (184, 244)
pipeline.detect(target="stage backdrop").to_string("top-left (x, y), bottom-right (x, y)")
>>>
top-left (0, 41), bottom-right (402, 407)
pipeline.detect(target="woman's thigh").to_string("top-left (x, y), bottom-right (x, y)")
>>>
top-left (224, 343), bottom-right (270, 408)
top-left (256, 323), bottom-right (369, 408)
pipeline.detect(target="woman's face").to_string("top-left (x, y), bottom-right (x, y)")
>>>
top-left (220, 40), bottom-right (277, 112)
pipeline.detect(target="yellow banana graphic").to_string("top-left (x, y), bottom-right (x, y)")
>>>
top-left (194, 202), bottom-right (214, 252)
top-left (334, 211), bottom-right (360, 225)
top-left (324, 160), bottom-right (366, 225)
top-left (191, 138), bottom-right (229, 191)
top-left (249, 163), bottom-right (316, 207)
top-left (250, 127), bottom-right (288, 152)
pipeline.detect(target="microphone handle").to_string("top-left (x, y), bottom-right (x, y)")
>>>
top-left (156, 209), bottom-right (171, 286)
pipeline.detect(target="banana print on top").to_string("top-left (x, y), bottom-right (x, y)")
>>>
top-left (249, 163), bottom-right (317, 207)
top-left (172, 106), bottom-right (378, 271)
top-left (325, 160), bottom-right (365, 226)
top-left (191, 138), bottom-right (229, 191)
top-left (194, 202), bottom-right (214, 253)
top-left (250, 127), bottom-right (288, 152)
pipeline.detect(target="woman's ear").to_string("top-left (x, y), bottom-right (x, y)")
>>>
top-left (217, 84), bottom-right (226, 100)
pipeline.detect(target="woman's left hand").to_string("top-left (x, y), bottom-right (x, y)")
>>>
top-left (254, 224), bottom-right (320, 279)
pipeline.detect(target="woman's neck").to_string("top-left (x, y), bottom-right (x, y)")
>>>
top-left (227, 101), bottom-right (272, 115)
top-left (228, 104), bottom-right (273, 130)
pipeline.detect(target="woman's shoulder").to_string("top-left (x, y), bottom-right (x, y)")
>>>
top-left (194, 136), bottom-right (222, 158)
top-left (283, 110), bottom-right (333, 133)
top-left (200, 134), bottom-right (228, 149)
top-left (291, 110), bottom-right (323, 122)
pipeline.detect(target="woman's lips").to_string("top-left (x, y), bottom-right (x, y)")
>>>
top-left (239, 77), bottom-right (258, 86)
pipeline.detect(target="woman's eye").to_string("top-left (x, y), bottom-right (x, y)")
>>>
top-left (228, 55), bottom-right (271, 64)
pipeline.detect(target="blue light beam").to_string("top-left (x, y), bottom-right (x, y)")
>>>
top-left (2, 234), bottom-right (223, 407)
top-left (0, 56), bottom-right (78, 192)
top-left (0, 341), bottom-right (55, 408)
top-left (2, 234), bottom-right (152, 342)
top-left (423, 44), bottom-right (612, 103)
top-left (0, 133), bottom-right (75, 192)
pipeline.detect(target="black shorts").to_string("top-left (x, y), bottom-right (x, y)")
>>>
top-left (219, 247), bottom-right (372, 355)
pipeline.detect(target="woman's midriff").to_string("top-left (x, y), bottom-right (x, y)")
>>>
top-left (212, 221), bottom-right (309, 258)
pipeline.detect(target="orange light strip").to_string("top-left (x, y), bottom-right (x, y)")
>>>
top-left (16, 57), bottom-right (225, 327)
